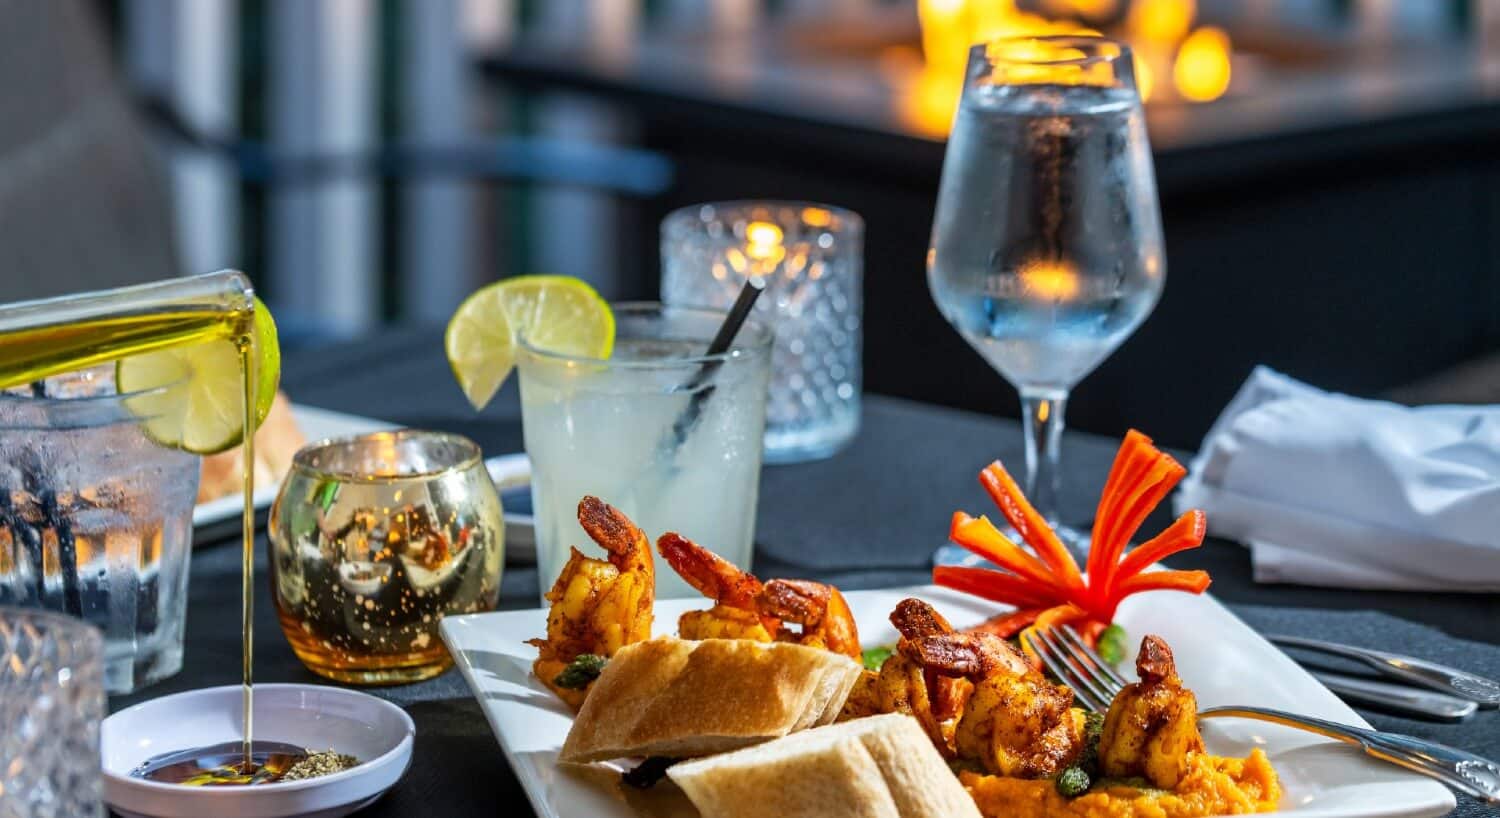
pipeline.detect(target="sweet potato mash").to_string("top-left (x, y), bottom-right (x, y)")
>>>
top-left (961, 749), bottom-right (1280, 818)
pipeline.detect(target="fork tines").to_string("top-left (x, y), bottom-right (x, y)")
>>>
top-left (1023, 625), bottom-right (1128, 714)
top-left (1024, 626), bottom-right (1500, 804)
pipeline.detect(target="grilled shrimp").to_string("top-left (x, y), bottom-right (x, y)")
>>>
top-left (905, 630), bottom-right (1086, 778)
top-left (1099, 635), bottom-right (1204, 788)
top-left (657, 532), bottom-right (860, 658)
top-left (657, 532), bottom-right (776, 642)
top-left (759, 578), bottom-right (862, 659)
top-left (840, 598), bottom-right (968, 754)
top-left (529, 496), bottom-right (654, 709)
top-left (892, 599), bottom-right (969, 725)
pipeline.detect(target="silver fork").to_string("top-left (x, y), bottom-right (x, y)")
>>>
top-left (1022, 625), bottom-right (1500, 804)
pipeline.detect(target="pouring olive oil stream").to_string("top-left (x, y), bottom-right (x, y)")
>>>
top-left (0, 272), bottom-right (326, 785)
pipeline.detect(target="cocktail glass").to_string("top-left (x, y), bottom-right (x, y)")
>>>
top-left (517, 303), bottom-right (773, 601)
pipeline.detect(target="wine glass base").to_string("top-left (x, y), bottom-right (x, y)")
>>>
top-left (932, 522), bottom-right (1091, 569)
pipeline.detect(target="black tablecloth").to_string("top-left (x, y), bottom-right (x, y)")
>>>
top-left (112, 327), bottom-right (1499, 817)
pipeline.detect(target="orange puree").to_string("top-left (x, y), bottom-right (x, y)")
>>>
top-left (961, 750), bottom-right (1281, 818)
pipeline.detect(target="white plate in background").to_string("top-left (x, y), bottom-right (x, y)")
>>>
top-left (440, 585), bottom-right (1457, 818)
top-left (190, 405), bottom-right (397, 528)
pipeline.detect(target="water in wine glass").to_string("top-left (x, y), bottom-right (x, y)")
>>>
top-left (927, 38), bottom-right (1164, 558)
top-left (928, 82), bottom-right (1163, 394)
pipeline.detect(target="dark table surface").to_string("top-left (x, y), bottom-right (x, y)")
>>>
top-left (112, 327), bottom-right (1499, 817)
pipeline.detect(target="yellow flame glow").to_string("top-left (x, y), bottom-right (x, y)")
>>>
top-left (1048, 0), bottom-right (1118, 17)
top-left (1128, 0), bottom-right (1196, 44)
top-left (905, 0), bottom-right (1099, 135)
top-left (901, 0), bottom-right (1229, 136)
top-left (801, 207), bottom-right (833, 228)
top-left (901, 62), bottom-right (968, 138)
top-left (1173, 26), bottom-right (1231, 102)
top-left (744, 220), bottom-right (786, 270)
top-left (746, 221), bottom-right (784, 259)
top-left (725, 247), bottom-right (747, 273)
top-left (1018, 259), bottom-right (1080, 300)
top-left (1133, 50), bottom-right (1154, 102)
top-left (1079, 0), bottom-right (1117, 14)
top-left (985, 37), bottom-right (1115, 88)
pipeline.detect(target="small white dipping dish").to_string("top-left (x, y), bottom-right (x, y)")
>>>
top-left (103, 683), bottom-right (414, 818)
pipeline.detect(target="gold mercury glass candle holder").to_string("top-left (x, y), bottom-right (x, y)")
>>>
top-left (268, 430), bottom-right (504, 684)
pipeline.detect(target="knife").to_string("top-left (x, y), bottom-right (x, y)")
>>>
top-left (1311, 670), bottom-right (1477, 722)
top-left (1269, 634), bottom-right (1500, 709)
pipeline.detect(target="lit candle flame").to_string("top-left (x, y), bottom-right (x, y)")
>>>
top-left (745, 220), bottom-right (786, 266)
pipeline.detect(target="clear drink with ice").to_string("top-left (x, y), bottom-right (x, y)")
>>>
top-left (518, 305), bottom-right (773, 601)
top-left (0, 367), bottom-right (199, 693)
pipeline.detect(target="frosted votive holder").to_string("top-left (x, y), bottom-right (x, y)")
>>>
top-left (662, 201), bottom-right (862, 463)
top-left (0, 607), bottom-right (105, 818)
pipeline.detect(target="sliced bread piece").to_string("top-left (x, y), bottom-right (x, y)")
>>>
top-left (667, 713), bottom-right (981, 818)
top-left (559, 638), bottom-right (863, 763)
top-left (809, 658), bottom-right (864, 727)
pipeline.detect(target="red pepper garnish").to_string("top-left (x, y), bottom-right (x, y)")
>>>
top-left (937, 429), bottom-right (1211, 638)
top-left (966, 607), bottom-right (1048, 639)
top-left (934, 565), bottom-right (1062, 610)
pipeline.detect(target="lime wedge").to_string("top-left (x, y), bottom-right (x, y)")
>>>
top-left (445, 275), bottom-right (614, 410)
top-left (117, 297), bottom-right (282, 454)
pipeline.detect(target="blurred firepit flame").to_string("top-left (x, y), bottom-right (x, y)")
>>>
top-left (1172, 25), bottom-right (1232, 101)
top-left (896, 0), bottom-right (1232, 135)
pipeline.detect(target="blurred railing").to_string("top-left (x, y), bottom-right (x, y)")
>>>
top-left (111, 0), bottom-right (1494, 341)
top-left (118, 0), bottom-right (687, 339)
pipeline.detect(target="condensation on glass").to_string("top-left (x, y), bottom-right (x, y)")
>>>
top-left (0, 368), bottom-right (198, 694)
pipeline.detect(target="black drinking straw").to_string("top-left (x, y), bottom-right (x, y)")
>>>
top-left (663, 277), bottom-right (766, 451)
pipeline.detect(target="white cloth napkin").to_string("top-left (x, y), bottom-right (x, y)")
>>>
top-left (1175, 366), bottom-right (1500, 591)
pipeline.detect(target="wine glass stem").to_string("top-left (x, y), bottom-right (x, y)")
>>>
top-left (1019, 387), bottom-right (1068, 528)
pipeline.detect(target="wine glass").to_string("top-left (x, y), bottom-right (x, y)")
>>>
top-left (927, 36), bottom-right (1165, 561)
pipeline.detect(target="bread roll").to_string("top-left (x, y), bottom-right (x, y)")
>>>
top-left (558, 638), bottom-right (862, 763)
top-left (667, 713), bottom-right (981, 818)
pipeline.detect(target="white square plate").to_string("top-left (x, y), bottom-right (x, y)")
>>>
top-left (440, 586), bottom-right (1456, 818)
